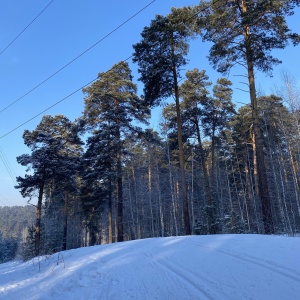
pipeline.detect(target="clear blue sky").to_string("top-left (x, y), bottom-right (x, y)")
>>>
top-left (0, 0), bottom-right (299, 206)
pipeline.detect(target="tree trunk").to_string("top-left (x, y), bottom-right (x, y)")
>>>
top-left (108, 176), bottom-right (113, 243)
top-left (126, 172), bottom-right (136, 240)
top-left (211, 126), bottom-right (216, 184)
top-left (246, 144), bottom-right (260, 232)
top-left (148, 153), bottom-right (155, 236)
top-left (167, 142), bottom-right (178, 236)
top-left (116, 128), bottom-right (123, 242)
top-left (62, 191), bottom-right (69, 251)
top-left (242, 0), bottom-right (274, 233)
top-left (234, 148), bottom-right (250, 232)
top-left (278, 151), bottom-right (294, 234)
top-left (132, 167), bottom-right (142, 239)
top-left (155, 159), bottom-right (165, 237)
top-left (194, 115), bottom-right (216, 233)
top-left (190, 146), bottom-right (195, 234)
top-left (171, 33), bottom-right (191, 235)
top-left (250, 132), bottom-right (259, 197)
top-left (35, 181), bottom-right (44, 256)
top-left (287, 144), bottom-right (300, 218)
top-left (230, 157), bottom-right (246, 229)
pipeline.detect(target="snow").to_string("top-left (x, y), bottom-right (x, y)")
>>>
top-left (0, 234), bottom-right (300, 300)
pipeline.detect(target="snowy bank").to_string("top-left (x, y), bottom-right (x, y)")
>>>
top-left (0, 234), bottom-right (299, 300)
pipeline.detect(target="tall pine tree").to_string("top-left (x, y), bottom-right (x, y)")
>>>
top-left (82, 61), bottom-right (149, 242)
top-left (188, 0), bottom-right (300, 233)
top-left (133, 13), bottom-right (194, 235)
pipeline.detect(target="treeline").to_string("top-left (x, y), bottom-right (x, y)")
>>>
top-left (0, 206), bottom-right (35, 263)
top-left (13, 0), bottom-right (300, 259)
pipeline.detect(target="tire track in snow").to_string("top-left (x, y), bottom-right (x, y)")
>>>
top-left (188, 242), bottom-right (300, 284)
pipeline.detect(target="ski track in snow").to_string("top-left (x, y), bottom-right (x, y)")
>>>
top-left (188, 240), bottom-right (300, 283)
top-left (0, 234), bottom-right (299, 300)
top-left (151, 254), bottom-right (219, 300)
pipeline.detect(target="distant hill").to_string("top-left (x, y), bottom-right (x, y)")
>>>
top-left (0, 206), bottom-right (35, 240)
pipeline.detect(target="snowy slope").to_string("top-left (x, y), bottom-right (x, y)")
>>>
top-left (0, 235), bottom-right (299, 300)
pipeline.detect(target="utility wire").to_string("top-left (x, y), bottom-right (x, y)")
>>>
top-left (0, 145), bottom-right (17, 177)
top-left (0, 192), bottom-right (16, 206)
top-left (0, 148), bottom-right (16, 184)
top-left (0, 197), bottom-right (9, 206)
top-left (0, 194), bottom-right (8, 206)
top-left (0, 56), bottom-right (133, 140)
top-left (0, 0), bottom-right (156, 114)
top-left (0, 1), bottom-right (54, 56)
top-left (0, 1), bottom-right (223, 140)
top-left (0, 0), bottom-right (225, 207)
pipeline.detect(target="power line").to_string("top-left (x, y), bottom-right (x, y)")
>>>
top-left (0, 147), bottom-right (16, 184)
top-left (0, 197), bottom-right (9, 206)
top-left (0, 1), bottom-right (222, 140)
top-left (0, 192), bottom-right (16, 206)
top-left (0, 0), bottom-right (156, 114)
top-left (0, 1), bottom-right (54, 56)
top-left (0, 56), bottom-right (133, 140)
top-left (0, 145), bottom-right (17, 177)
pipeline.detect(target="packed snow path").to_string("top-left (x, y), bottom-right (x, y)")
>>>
top-left (1, 234), bottom-right (300, 299)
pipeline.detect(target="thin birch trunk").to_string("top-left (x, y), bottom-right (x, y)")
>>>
top-left (278, 150), bottom-right (293, 234)
top-left (148, 154), bottom-right (155, 236)
top-left (167, 144), bottom-right (178, 236)
top-left (35, 181), bottom-right (44, 256)
top-left (62, 191), bottom-right (69, 251)
top-left (234, 148), bottom-right (251, 231)
top-left (155, 159), bottom-right (164, 237)
top-left (246, 143), bottom-right (260, 232)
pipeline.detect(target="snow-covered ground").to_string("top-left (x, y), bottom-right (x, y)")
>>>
top-left (0, 234), bottom-right (299, 300)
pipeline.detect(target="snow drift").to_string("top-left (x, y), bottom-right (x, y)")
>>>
top-left (0, 234), bottom-right (299, 300)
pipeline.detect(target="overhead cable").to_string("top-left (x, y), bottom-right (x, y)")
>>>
top-left (0, 1), bottom-right (222, 139)
top-left (0, 0), bottom-right (54, 56)
top-left (0, 56), bottom-right (133, 140)
top-left (0, 147), bottom-right (16, 184)
top-left (0, 0), bottom-right (156, 114)
top-left (0, 191), bottom-right (17, 206)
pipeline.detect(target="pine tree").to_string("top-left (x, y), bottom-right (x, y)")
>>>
top-left (21, 225), bottom-right (36, 261)
top-left (133, 14), bottom-right (193, 235)
top-left (0, 233), bottom-right (18, 263)
top-left (202, 78), bottom-right (235, 180)
top-left (180, 69), bottom-right (216, 233)
top-left (192, 0), bottom-right (300, 233)
top-left (80, 125), bottom-right (116, 244)
top-left (15, 115), bottom-right (82, 255)
top-left (82, 61), bottom-right (149, 242)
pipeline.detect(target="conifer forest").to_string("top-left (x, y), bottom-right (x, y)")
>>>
top-left (8, 1), bottom-right (300, 260)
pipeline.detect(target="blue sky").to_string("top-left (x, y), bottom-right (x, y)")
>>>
top-left (0, 0), bottom-right (299, 206)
